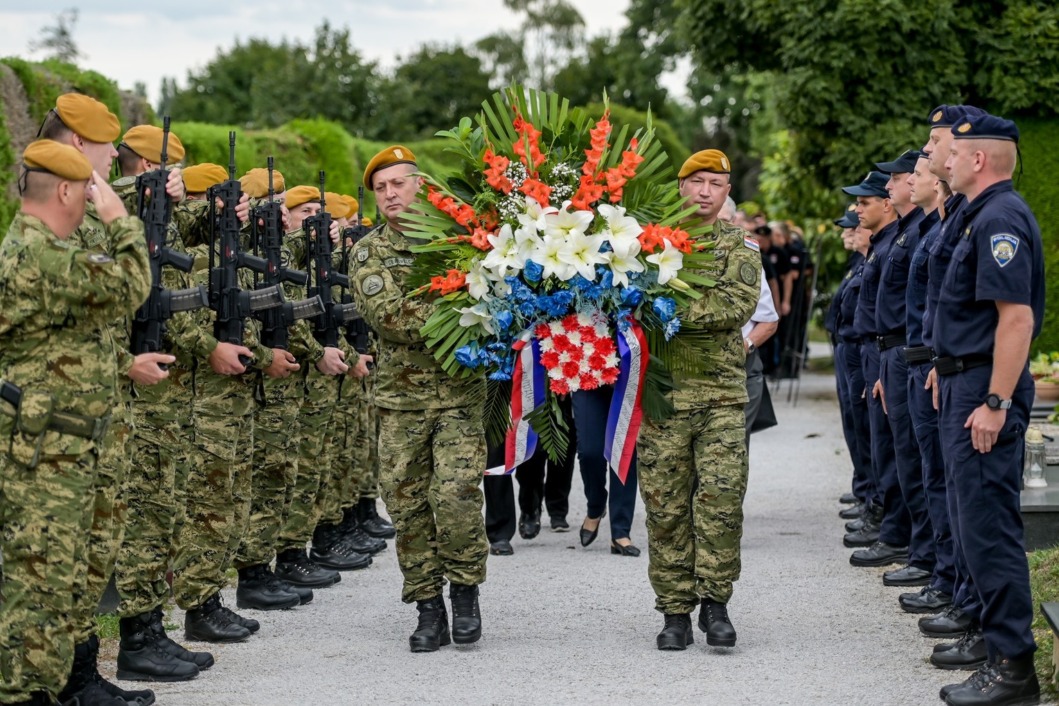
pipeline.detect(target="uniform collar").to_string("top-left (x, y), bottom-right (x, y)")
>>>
top-left (961, 179), bottom-right (1014, 222)
top-left (870, 218), bottom-right (899, 245)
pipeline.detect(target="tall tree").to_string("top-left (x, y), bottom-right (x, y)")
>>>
top-left (474, 0), bottom-right (585, 90)
top-left (27, 8), bottom-right (82, 63)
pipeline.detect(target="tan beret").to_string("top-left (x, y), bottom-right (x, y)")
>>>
top-left (121, 125), bottom-right (185, 164)
top-left (183, 163), bottom-right (228, 193)
top-left (323, 192), bottom-right (351, 218)
top-left (361, 216), bottom-right (373, 227)
top-left (678, 149), bottom-right (731, 178)
top-left (340, 194), bottom-right (360, 216)
top-left (55, 93), bottom-right (120, 144)
top-left (240, 167), bottom-right (286, 199)
top-left (363, 145), bottom-right (416, 189)
top-left (285, 185), bottom-right (321, 209)
top-left (23, 139), bottom-right (93, 181)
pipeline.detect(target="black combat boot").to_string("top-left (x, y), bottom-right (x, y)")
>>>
top-left (57, 639), bottom-right (127, 706)
top-left (275, 548), bottom-right (342, 587)
top-left (184, 593), bottom-right (251, 643)
top-left (148, 606), bottom-right (214, 670)
top-left (449, 583), bottom-right (482, 644)
top-left (10, 693), bottom-right (58, 706)
top-left (930, 626), bottom-right (987, 670)
top-left (942, 654), bottom-right (1040, 705)
top-left (339, 507), bottom-right (388, 555)
top-left (698, 598), bottom-right (737, 647)
top-left (275, 576), bottom-right (314, 605)
top-left (236, 564), bottom-right (301, 611)
top-left (409, 596), bottom-right (451, 653)
top-left (357, 497), bottom-right (396, 538)
top-left (216, 602), bottom-right (260, 634)
top-left (310, 523), bottom-right (373, 570)
top-left (117, 612), bottom-right (198, 684)
top-left (657, 614), bottom-right (694, 651)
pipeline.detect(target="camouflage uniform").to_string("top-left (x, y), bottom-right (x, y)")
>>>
top-left (351, 223), bottom-right (488, 603)
top-left (637, 220), bottom-right (760, 614)
top-left (0, 211), bottom-right (150, 703)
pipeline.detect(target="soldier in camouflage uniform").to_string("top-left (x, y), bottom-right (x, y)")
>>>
top-left (0, 140), bottom-right (151, 706)
top-left (639, 150), bottom-right (760, 652)
top-left (351, 146), bottom-right (489, 653)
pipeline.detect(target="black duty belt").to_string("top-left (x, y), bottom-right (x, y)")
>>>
top-left (933, 355), bottom-right (993, 377)
top-left (877, 333), bottom-right (907, 352)
top-left (902, 346), bottom-right (934, 365)
top-left (0, 380), bottom-right (110, 441)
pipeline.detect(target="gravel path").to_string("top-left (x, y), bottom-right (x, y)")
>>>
top-left (142, 372), bottom-right (967, 705)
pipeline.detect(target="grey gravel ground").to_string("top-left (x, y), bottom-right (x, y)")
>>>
top-left (142, 372), bottom-right (972, 705)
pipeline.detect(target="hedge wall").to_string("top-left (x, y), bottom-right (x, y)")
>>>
top-left (1018, 118), bottom-right (1059, 355)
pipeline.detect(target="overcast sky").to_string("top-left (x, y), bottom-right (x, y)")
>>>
top-left (0, 1), bottom-right (635, 106)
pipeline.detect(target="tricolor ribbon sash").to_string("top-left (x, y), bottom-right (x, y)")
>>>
top-left (604, 321), bottom-right (649, 484)
top-left (487, 333), bottom-right (546, 475)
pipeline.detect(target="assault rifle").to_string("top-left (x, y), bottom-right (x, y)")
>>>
top-left (130, 116), bottom-right (209, 364)
top-left (208, 132), bottom-right (284, 366)
top-left (339, 185), bottom-right (374, 356)
top-left (250, 157), bottom-right (324, 350)
top-left (304, 171), bottom-right (357, 349)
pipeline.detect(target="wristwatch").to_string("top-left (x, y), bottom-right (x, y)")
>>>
top-left (985, 393), bottom-right (1012, 410)
top-left (745, 339), bottom-right (756, 354)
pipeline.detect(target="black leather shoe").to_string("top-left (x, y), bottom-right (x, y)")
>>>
top-left (409, 596), bottom-right (450, 652)
top-left (839, 502), bottom-right (866, 520)
top-left (489, 540), bottom-right (514, 556)
top-left (519, 510), bottom-right (542, 540)
top-left (550, 516), bottom-right (570, 532)
top-left (117, 613), bottom-right (198, 683)
top-left (311, 524), bottom-right (374, 570)
top-left (698, 598), bottom-right (736, 647)
top-left (275, 549), bottom-right (341, 587)
top-left (850, 541), bottom-right (908, 567)
top-left (919, 605), bottom-right (974, 638)
top-left (943, 655), bottom-right (1040, 705)
top-left (845, 517), bottom-right (865, 532)
top-left (216, 603), bottom-right (259, 634)
top-left (900, 586), bottom-right (952, 614)
top-left (275, 578), bottom-right (313, 605)
top-left (148, 606), bottom-right (214, 670)
top-left (883, 564), bottom-right (932, 587)
top-left (356, 498), bottom-right (397, 539)
top-left (449, 583), bottom-right (482, 644)
top-left (338, 511), bottom-right (388, 555)
top-left (839, 492), bottom-right (858, 504)
top-left (842, 525), bottom-right (880, 547)
top-left (580, 510), bottom-right (606, 547)
top-left (236, 564), bottom-right (301, 611)
top-left (610, 540), bottom-right (641, 557)
top-left (930, 627), bottom-right (987, 670)
top-left (184, 594), bottom-right (251, 643)
top-left (60, 634), bottom-right (159, 705)
top-left (657, 614), bottom-right (694, 651)
top-left (57, 680), bottom-right (126, 706)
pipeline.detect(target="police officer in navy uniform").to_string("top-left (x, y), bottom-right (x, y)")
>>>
top-left (870, 149), bottom-right (937, 589)
top-left (843, 171), bottom-right (912, 568)
top-left (932, 113), bottom-right (1044, 706)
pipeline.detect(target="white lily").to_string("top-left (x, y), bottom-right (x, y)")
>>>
top-left (558, 230), bottom-right (608, 281)
top-left (465, 260), bottom-right (492, 301)
top-left (645, 239), bottom-right (684, 285)
top-left (513, 225), bottom-right (543, 267)
top-left (518, 196), bottom-right (558, 233)
top-left (457, 303), bottom-right (495, 334)
top-left (533, 233), bottom-right (576, 281)
top-left (483, 224), bottom-right (520, 275)
top-left (597, 203), bottom-right (643, 241)
top-left (606, 227), bottom-right (642, 260)
top-left (606, 248), bottom-right (646, 288)
top-left (543, 200), bottom-right (594, 239)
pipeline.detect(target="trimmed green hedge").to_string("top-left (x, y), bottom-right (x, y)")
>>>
top-left (0, 97), bottom-right (15, 231)
top-left (1019, 118), bottom-right (1059, 355)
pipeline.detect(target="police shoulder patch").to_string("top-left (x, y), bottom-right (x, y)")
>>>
top-left (86, 252), bottom-right (113, 264)
top-left (739, 261), bottom-right (758, 286)
top-left (361, 274), bottom-right (385, 296)
top-left (990, 233), bottom-right (1019, 268)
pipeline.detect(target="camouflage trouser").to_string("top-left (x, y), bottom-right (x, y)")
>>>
top-left (276, 367), bottom-right (337, 552)
top-left (173, 396), bottom-right (254, 610)
top-left (354, 379), bottom-right (380, 501)
top-left (637, 403), bottom-right (748, 614)
top-left (316, 379), bottom-right (365, 527)
top-left (0, 424), bottom-right (99, 703)
top-left (71, 397), bottom-right (133, 642)
top-left (114, 373), bottom-right (195, 617)
top-left (236, 375), bottom-right (300, 568)
top-left (377, 405), bottom-right (488, 603)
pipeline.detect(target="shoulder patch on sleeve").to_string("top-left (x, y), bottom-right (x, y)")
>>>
top-left (743, 236), bottom-right (760, 252)
top-left (739, 261), bottom-right (758, 286)
top-left (361, 274), bottom-right (385, 297)
top-left (86, 252), bottom-right (113, 264)
top-left (990, 234), bottom-right (1019, 268)
top-left (356, 247), bottom-right (370, 263)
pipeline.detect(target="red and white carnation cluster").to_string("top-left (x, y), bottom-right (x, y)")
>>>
top-left (535, 312), bottom-right (620, 395)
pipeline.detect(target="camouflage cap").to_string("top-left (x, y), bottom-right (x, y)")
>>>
top-left (363, 145), bottom-right (416, 189)
top-left (285, 185), bottom-right (321, 209)
top-left (183, 163), bottom-right (228, 193)
top-left (240, 167), bottom-right (286, 198)
top-left (23, 139), bottom-right (93, 181)
top-left (678, 149), bottom-right (731, 178)
top-left (120, 125), bottom-right (186, 164)
top-left (55, 93), bottom-right (121, 143)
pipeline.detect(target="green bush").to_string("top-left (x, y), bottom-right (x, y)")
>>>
top-left (1018, 118), bottom-right (1059, 355)
top-left (0, 99), bottom-right (16, 236)
top-left (0, 58), bottom-right (125, 127)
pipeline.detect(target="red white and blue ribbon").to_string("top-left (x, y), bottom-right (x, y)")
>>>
top-left (486, 333), bottom-right (546, 475)
top-left (604, 321), bottom-right (649, 484)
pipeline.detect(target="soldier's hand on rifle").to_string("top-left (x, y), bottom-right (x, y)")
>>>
top-left (315, 346), bottom-right (348, 376)
top-left (264, 349), bottom-right (300, 379)
top-left (209, 342), bottom-right (252, 375)
top-left (214, 193), bottom-right (252, 224)
top-left (329, 220), bottom-right (341, 246)
top-left (128, 352), bottom-right (176, 385)
top-left (166, 167), bottom-right (186, 202)
top-left (349, 353), bottom-right (373, 379)
top-left (87, 171), bottom-right (129, 224)
top-left (281, 204), bottom-right (291, 231)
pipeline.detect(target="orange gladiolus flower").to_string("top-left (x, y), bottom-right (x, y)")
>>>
top-left (483, 148), bottom-right (514, 194)
top-left (639, 223), bottom-right (667, 253)
top-left (470, 227), bottom-right (492, 251)
top-left (519, 178), bottom-right (552, 207)
top-left (429, 269), bottom-right (467, 296)
top-left (570, 174), bottom-right (604, 211)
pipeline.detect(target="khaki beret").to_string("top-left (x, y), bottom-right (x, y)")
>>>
top-left (23, 139), bottom-right (93, 181)
top-left (361, 216), bottom-right (373, 227)
top-left (363, 145), bottom-right (416, 189)
top-left (240, 167), bottom-right (285, 199)
top-left (678, 149), bottom-right (731, 178)
top-left (339, 194), bottom-right (360, 216)
top-left (55, 93), bottom-right (120, 144)
top-left (121, 125), bottom-right (186, 164)
top-left (323, 192), bottom-right (351, 218)
top-left (285, 185), bottom-right (321, 209)
top-left (183, 163), bottom-right (228, 193)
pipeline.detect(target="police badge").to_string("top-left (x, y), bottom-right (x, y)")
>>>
top-left (990, 234), bottom-right (1019, 268)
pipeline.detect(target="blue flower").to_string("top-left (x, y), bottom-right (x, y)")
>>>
top-left (488, 354), bottom-right (516, 381)
top-left (653, 296), bottom-right (677, 323)
top-left (523, 260), bottom-right (544, 283)
top-left (664, 317), bottom-right (682, 341)
top-left (518, 300), bottom-right (540, 318)
top-left (616, 310), bottom-right (633, 331)
top-left (570, 275), bottom-right (604, 301)
top-left (598, 269), bottom-right (614, 289)
top-left (495, 310), bottom-right (514, 332)
top-left (455, 343), bottom-right (482, 369)
top-left (620, 286), bottom-right (643, 308)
